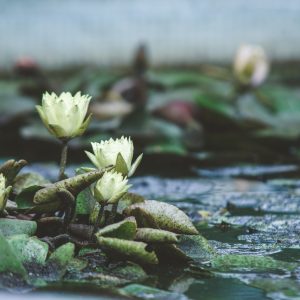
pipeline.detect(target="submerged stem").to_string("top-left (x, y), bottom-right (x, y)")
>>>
top-left (58, 140), bottom-right (69, 181)
top-left (93, 204), bottom-right (105, 236)
top-left (107, 202), bottom-right (118, 225)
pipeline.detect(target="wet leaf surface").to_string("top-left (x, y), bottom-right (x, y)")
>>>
top-left (0, 219), bottom-right (37, 237)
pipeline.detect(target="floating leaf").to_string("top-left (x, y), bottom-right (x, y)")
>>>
top-left (0, 218), bottom-right (37, 237)
top-left (0, 232), bottom-right (27, 278)
top-left (122, 283), bottom-right (188, 300)
top-left (7, 234), bottom-right (48, 264)
top-left (125, 200), bottom-right (198, 235)
top-left (118, 192), bottom-right (145, 213)
top-left (48, 242), bottom-right (75, 267)
top-left (13, 172), bottom-right (50, 195)
top-left (135, 228), bottom-right (178, 244)
top-left (97, 237), bottom-right (158, 265)
top-left (76, 187), bottom-right (96, 215)
top-left (211, 254), bottom-right (297, 272)
top-left (176, 235), bottom-right (217, 264)
top-left (96, 218), bottom-right (137, 240)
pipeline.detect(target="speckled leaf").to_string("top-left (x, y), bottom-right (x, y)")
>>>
top-left (154, 235), bottom-right (217, 265)
top-left (122, 284), bottom-right (188, 300)
top-left (118, 192), bottom-right (145, 213)
top-left (96, 217), bottom-right (137, 240)
top-left (0, 232), bottom-right (27, 278)
top-left (48, 242), bottom-right (75, 267)
top-left (211, 254), bottom-right (297, 272)
top-left (0, 218), bottom-right (37, 237)
top-left (7, 234), bottom-right (48, 264)
top-left (176, 235), bottom-right (217, 264)
top-left (13, 172), bottom-right (50, 195)
top-left (97, 237), bottom-right (158, 265)
top-left (135, 228), bottom-right (178, 243)
top-left (124, 200), bottom-right (198, 235)
top-left (76, 187), bottom-right (96, 215)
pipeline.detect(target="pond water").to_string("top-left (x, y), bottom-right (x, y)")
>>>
top-left (4, 162), bottom-right (297, 300)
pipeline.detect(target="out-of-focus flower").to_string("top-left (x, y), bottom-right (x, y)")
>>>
top-left (0, 174), bottom-right (12, 213)
top-left (234, 45), bottom-right (269, 87)
top-left (93, 171), bottom-right (131, 204)
top-left (85, 136), bottom-right (143, 177)
top-left (36, 91), bottom-right (91, 139)
top-left (90, 91), bottom-right (133, 120)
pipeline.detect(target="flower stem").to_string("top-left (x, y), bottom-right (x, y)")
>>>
top-left (107, 202), bottom-right (118, 225)
top-left (59, 140), bottom-right (69, 181)
top-left (93, 204), bottom-right (105, 235)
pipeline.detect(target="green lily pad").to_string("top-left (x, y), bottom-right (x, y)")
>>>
top-left (211, 254), bottom-right (297, 272)
top-left (48, 242), bottom-right (75, 267)
top-left (176, 234), bottom-right (217, 264)
top-left (96, 218), bottom-right (137, 240)
top-left (76, 187), bottom-right (96, 215)
top-left (66, 258), bottom-right (88, 273)
top-left (118, 192), bottom-right (145, 213)
top-left (13, 173), bottom-right (50, 195)
top-left (7, 234), bottom-right (48, 264)
top-left (97, 237), bottom-right (158, 265)
top-left (124, 200), bottom-right (198, 235)
top-left (122, 283), bottom-right (188, 300)
top-left (135, 228), bottom-right (178, 243)
top-left (0, 218), bottom-right (37, 237)
top-left (0, 232), bottom-right (27, 278)
top-left (15, 185), bottom-right (62, 214)
top-left (154, 234), bottom-right (217, 265)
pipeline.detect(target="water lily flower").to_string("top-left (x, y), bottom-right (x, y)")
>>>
top-left (36, 91), bottom-right (92, 139)
top-left (93, 171), bottom-right (131, 205)
top-left (85, 136), bottom-right (143, 176)
top-left (0, 174), bottom-right (12, 213)
top-left (233, 45), bottom-right (269, 87)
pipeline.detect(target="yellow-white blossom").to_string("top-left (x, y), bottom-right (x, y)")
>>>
top-left (0, 174), bottom-right (12, 213)
top-left (36, 91), bottom-right (92, 139)
top-left (85, 136), bottom-right (143, 176)
top-left (234, 45), bottom-right (269, 87)
top-left (93, 171), bottom-right (131, 205)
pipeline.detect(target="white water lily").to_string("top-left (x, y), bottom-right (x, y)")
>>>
top-left (93, 171), bottom-right (131, 205)
top-left (85, 136), bottom-right (143, 176)
top-left (234, 45), bottom-right (269, 87)
top-left (36, 91), bottom-right (92, 139)
top-left (0, 174), bottom-right (12, 213)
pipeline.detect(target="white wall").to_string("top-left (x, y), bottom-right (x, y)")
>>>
top-left (1, 0), bottom-right (300, 68)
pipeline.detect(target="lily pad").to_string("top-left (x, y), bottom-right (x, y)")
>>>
top-left (124, 200), bottom-right (198, 235)
top-left (135, 228), bottom-right (178, 244)
top-left (13, 172), bottom-right (50, 195)
top-left (122, 283), bottom-right (188, 300)
top-left (0, 232), bottom-right (27, 278)
top-left (96, 218), bottom-right (137, 240)
top-left (97, 237), bottom-right (158, 265)
top-left (48, 242), bottom-right (75, 267)
top-left (211, 254), bottom-right (297, 272)
top-left (176, 234), bottom-right (217, 264)
top-left (7, 234), bottom-right (48, 264)
top-left (0, 218), bottom-right (37, 237)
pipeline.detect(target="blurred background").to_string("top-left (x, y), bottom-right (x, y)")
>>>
top-left (1, 0), bottom-right (300, 176)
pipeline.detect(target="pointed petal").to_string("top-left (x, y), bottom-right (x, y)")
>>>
top-left (77, 114), bottom-right (92, 136)
top-left (48, 124), bottom-right (67, 139)
top-left (85, 151), bottom-right (101, 169)
top-left (115, 153), bottom-right (129, 176)
top-left (128, 153), bottom-right (143, 177)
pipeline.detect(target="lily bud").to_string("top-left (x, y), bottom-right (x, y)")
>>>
top-left (0, 174), bottom-right (12, 213)
top-left (93, 171), bottom-right (131, 205)
top-left (85, 136), bottom-right (143, 177)
top-left (233, 45), bottom-right (269, 87)
top-left (36, 91), bottom-right (92, 139)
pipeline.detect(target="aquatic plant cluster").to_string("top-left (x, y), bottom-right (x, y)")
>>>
top-left (0, 91), bottom-right (212, 288)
